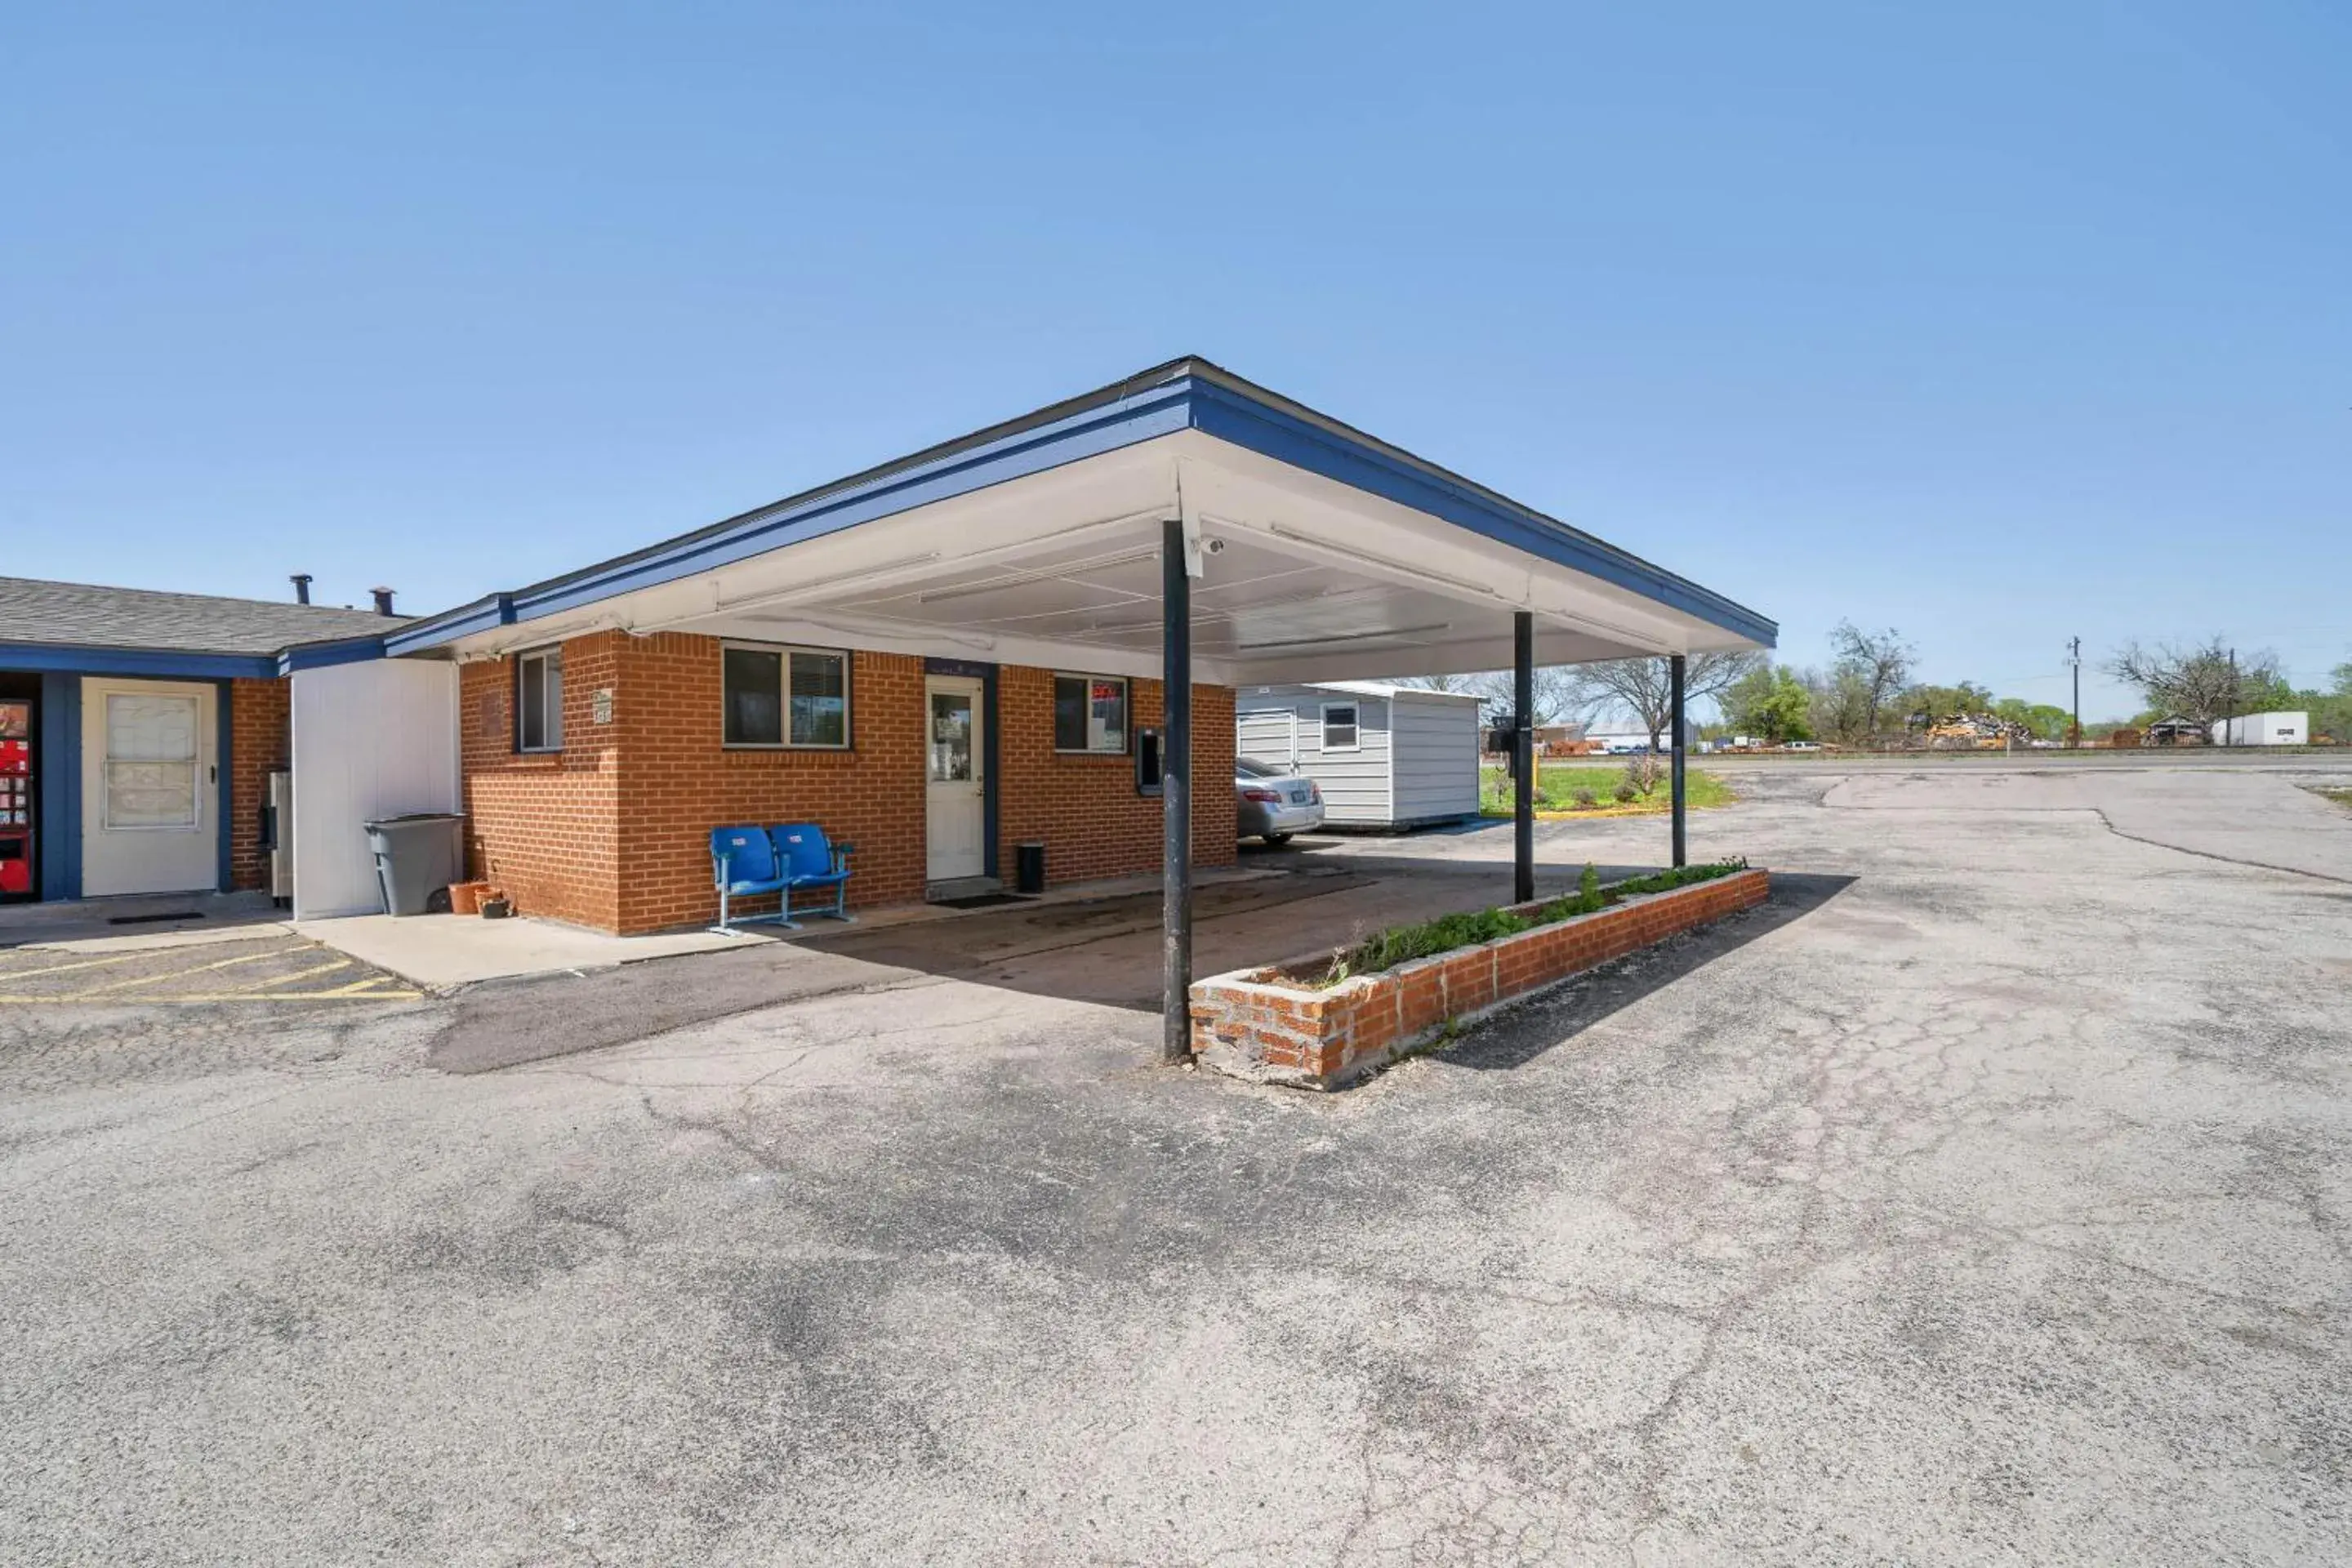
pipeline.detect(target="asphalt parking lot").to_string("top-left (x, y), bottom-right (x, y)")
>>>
top-left (0, 931), bottom-right (421, 1004)
top-left (2, 760), bottom-right (2348, 1565)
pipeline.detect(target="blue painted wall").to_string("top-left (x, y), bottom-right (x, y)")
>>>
top-left (215, 679), bottom-right (234, 893)
top-left (36, 672), bottom-right (81, 901)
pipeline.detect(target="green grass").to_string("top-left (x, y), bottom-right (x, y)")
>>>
top-left (1315, 859), bottom-right (1748, 987)
top-left (2315, 787), bottom-right (2352, 812)
top-left (1478, 762), bottom-right (1735, 817)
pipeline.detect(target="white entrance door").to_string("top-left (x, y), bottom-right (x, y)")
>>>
top-left (924, 675), bottom-right (986, 883)
top-left (81, 678), bottom-right (217, 898)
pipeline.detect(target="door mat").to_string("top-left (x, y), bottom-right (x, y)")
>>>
top-left (932, 893), bottom-right (1036, 911)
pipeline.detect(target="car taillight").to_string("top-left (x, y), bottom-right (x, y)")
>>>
top-left (1309, 784), bottom-right (1322, 802)
top-left (1242, 788), bottom-right (1281, 802)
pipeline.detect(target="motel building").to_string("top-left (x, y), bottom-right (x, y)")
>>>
top-left (3, 359), bottom-right (1773, 1050)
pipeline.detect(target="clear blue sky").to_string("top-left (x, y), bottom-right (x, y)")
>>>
top-left (6, 2), bottom-right (2345, 719)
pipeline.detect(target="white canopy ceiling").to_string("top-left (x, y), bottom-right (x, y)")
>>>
top-left (436, 427), bottom-right (1764, 685)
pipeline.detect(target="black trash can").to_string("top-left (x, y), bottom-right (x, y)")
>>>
top-left (363, 813), bottom-right (466, 916)
top-left (1015, 840), bottom-right (1047, 896)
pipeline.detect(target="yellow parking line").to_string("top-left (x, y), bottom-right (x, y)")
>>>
top-left (309, 975), bottom-right (403, 996)
top-left (76, 944), bottom-right (310, 996)
top-left (217, 957), bottom-right (351, 992)
top-left (0, 951), bottom-right (154, 981)
top-left (0, 991), bottom-right (421, 1004)
top-left (0, 943), bottom-right (435, 1005)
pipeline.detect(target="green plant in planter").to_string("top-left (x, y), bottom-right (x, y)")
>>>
top-left (1317, 859), bottom-right (1749, 986)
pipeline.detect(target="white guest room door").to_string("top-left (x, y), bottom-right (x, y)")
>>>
top-left (81, 678), bottom-right (217, 897)
top-left (924, 675), bottom-right (985, 882)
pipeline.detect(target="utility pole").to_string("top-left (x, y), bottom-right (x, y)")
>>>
top-left (2067, 636), bottom-right (2082, 749)
top-left (2227, 646), bottom-right (2238, 747)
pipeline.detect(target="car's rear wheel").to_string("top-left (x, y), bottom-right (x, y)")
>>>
top-left (1263, 832), bottom-right (1294, 846)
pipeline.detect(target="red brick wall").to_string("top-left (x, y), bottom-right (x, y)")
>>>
top-left (996, 668), bottom-right (1236, 888)
top-left (456, 633), bottom-right (1239, 934)
top-left (459, 634), bottom-right (626, 931)
top-left (613, 637), bottom-right (928, 932)
top-left (227, 677), bottom-right (289, 892)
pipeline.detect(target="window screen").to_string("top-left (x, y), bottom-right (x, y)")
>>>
top-left (723, 647), bottom-right (783, 746)
top-left (724, 645), bottom-right (849, 747)
top-left (1322, 703), bottom-right (1359, 749)
top-left (788, 651), bottom-right (848, 746)
top-left (517, 649), bottom-right (564, 752)
top-left (1054, 675), bottom-right (1127, 753)
top-left (104, 693), bottom-right (199, 828)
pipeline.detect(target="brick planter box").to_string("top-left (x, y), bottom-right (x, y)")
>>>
top-left (1190, 868), bottom-right (1771, 1089)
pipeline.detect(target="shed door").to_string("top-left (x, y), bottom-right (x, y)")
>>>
top-left (81, 679), bottom-right (216, 897)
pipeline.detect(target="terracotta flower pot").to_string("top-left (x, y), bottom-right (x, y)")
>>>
top-left (449, 880), bottom-right (492, 916)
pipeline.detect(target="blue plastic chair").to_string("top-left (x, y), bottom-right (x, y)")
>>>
top-left (768, 822), bottom-right (856, 927)
top-left (710, 825), bottom-right (792, 934)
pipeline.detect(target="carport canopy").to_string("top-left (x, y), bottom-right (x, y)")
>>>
top-left (388, 358), bottom-right (1775, 1059)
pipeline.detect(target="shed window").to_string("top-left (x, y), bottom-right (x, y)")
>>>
top-left (1321, 702), bottom-right (1359, 751)
top-left (725, 644), bottom-right (850, 748)
top-left (516, 648), bottom-right (563, 753)
top-left (1054, 675), bottom-right (1128, 754)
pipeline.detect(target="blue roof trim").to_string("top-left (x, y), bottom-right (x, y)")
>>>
top-left (385, 383), bottom-right (1193, 655)
top-left (379, 362), bottom-right (1774, 656)
top-left (1182, 381), bottom-right (1777, 648)
top-left (0, 642), bottom-right (278, 680)
top-left (278, 633), bottom-right (390, 675)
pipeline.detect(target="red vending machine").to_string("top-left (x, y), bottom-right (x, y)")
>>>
top-left (0, 700), bottom-right (32, 901)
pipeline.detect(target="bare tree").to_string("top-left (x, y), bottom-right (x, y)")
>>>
top-left (1803, 665), bottom-right (1873, 744)
top-left (1561, 651), bottom-right (1766, 750)
top-left (1829, 622), bottom-right (1915, 737)
top-left (1464, 666), bottom-right (1583, 728)
top-left (2109, 639), bottom-right (2282, 729)
top-left (1394, 672), bottom-right (1477, 695)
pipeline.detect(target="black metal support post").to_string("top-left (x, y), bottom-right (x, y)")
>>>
top-left (1161, 519), bottom-right (1193, 1065)
top-left (1669, 653), bottom-right (1688, 868)
top-left (1513, 611), bottom-right (1535, 906)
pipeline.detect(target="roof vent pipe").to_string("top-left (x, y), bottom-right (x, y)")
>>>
top-left (291, 573), bottom-right (313, 605)
top-left (371, 586), bottom-right (396, 616)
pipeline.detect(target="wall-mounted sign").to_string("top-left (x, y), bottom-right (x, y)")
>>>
top-left (591, 688), bottom-right (614, 726)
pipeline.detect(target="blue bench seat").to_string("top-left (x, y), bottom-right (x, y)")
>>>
top-left (709, 823), bottom-right (857, 933)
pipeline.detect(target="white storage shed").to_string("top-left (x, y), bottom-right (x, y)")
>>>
top-left (1236, 682), bottom-right (1482, 829)
top-left (2211, 710), bottom-right (2308, 746)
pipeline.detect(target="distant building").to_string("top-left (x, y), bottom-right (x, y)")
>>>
top-left (2211, 710), bottom-right (2308, 746)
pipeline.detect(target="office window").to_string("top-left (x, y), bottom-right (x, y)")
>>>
top-left (516, 648), bottom-right (563, 752)
top-left (1054, 675), bottom-right (1128, 754)
top-left (1321, 702), bottom-right (1359, 751)
top-left (725, 644), bottom-right (850, 748)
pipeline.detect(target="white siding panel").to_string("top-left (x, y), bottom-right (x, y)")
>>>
top-left (1307, 694), bottom-right (1389, 824)
top-left (1389, 694), bottom-right (1481, 822)
top-left (1240, 692), bottom-right (1390, 823)
top-left (291, 660), bottom-right (461, 919)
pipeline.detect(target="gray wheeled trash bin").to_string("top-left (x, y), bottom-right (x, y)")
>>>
top-left (363, 813), bottom-right (465, 916)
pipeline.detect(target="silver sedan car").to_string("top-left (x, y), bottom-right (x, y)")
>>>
top-left (1236, 758), bottom-right (1325, 844)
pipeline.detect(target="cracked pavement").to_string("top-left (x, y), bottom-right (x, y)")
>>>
top-left (2, 760), bottom-right (2348, 1564)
